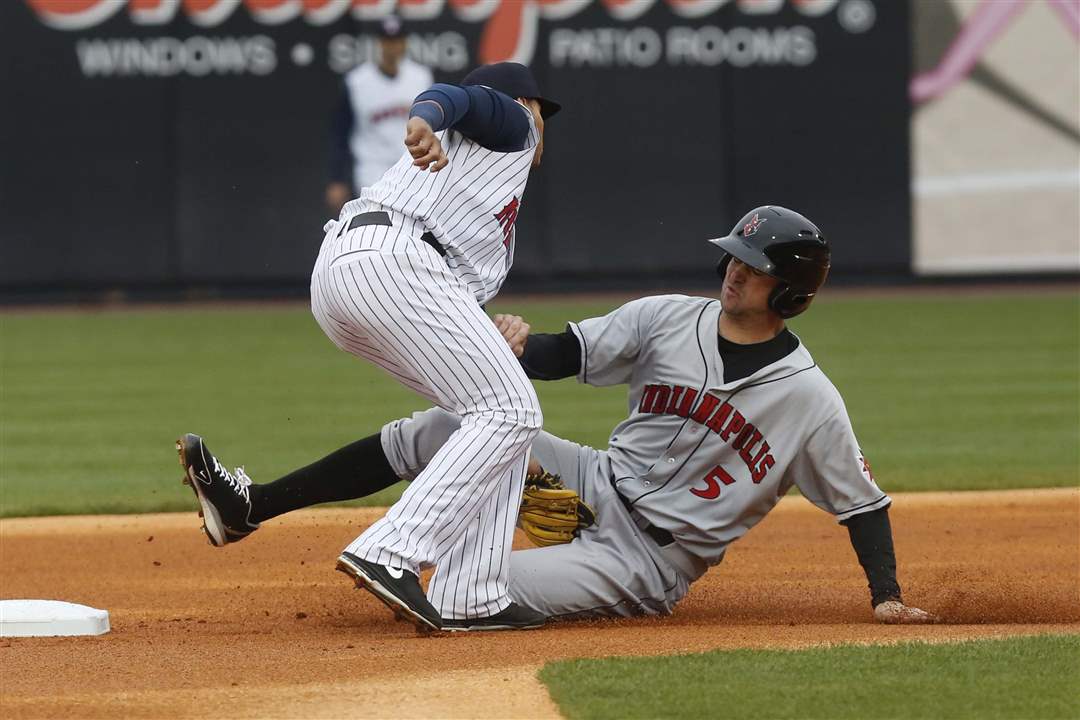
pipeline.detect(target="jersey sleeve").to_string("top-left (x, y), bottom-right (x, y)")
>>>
top-left (410, 84), bottom-right (532, 152)
top-left (568, 297), bottom-right (660, 387)
top-left (790, 400), bottom-right (891, 523)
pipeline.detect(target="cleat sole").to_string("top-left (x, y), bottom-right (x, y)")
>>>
top-left (176, 436), bottom-right (227, 547)
top-left (335, 557), bottom-right (439, 636)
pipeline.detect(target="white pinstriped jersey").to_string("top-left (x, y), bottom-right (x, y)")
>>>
top-left (313, 105), bottom-right (543, 615)
top-left (358, 104), bottom-right (540, 305)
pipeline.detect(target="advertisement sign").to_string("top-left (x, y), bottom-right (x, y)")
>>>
top-left (0, 0), bottom-right (910, 292)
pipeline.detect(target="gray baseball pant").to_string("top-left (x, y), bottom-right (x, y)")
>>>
top-left (380, 407), bottom-right (700, 619)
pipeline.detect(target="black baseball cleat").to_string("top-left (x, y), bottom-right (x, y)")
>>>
top-left (176, 433), bottom-right (260, 547)
top-left (442, 602), bottom-right (547, 632)
top-left (336, 551), bottom-right (443, 634)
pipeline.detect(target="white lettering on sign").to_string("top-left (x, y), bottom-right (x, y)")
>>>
top-left (327, 32), bottom-right (469, 73)
top-left (31, 0), bottom-right (866, 66)
top-left (549, 27), bottom-right (664, 68)
top-left (551, 25), bottom-right (815, 68)
top-left (75, 36), bottom-right (277, 77)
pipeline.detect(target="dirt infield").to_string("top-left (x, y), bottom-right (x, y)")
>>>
top-left (2, 489), bottom-right (1077, 719)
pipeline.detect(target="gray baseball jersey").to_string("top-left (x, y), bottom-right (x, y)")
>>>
top-left (378, 293), bottom-right (890, 619)
top-left (569, 294), bottom-right (890, 567)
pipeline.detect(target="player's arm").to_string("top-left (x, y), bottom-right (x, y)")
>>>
top-left (327, 78), bottom-right (355, 210)
top-left (843, 509), bottom-right (938, 624)
top-left (495, 297), bottom-right (665, 384)
top-left (493, 314), bottom-right (580, 381)
top-left (796, 408), bottom-right (938, 624)
top-left (411, 84), bottom-right (531, 150)
top-left (841, 507), bottom-right (899, 607)
top-left (405, 84), bottom-right (532, 171)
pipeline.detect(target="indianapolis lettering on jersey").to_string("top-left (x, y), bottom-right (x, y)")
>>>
top-left (638, 383), bottom-right (776, 483)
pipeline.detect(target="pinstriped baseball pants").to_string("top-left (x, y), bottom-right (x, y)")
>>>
top-left (310, 209), bottom-right (542, 620)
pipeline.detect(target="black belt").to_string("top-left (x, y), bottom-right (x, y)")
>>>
top-left (613, 484), bottom-right (675, 547)
top-left (345, 211), bottom-right (446, 257)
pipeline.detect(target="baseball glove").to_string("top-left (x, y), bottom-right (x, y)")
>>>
top-left (519, 470), bottom-right (597, 547)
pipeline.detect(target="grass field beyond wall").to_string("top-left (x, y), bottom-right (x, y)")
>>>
top-left (539, 635), bottom-right (1080, 720)
top-left (1, 290), bottom-right (1077, 517)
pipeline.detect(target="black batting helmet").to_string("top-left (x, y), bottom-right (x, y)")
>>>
top-left (707, 206), bottom-right (830, 319)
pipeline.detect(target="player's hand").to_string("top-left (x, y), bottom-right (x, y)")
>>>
top-left (874, 600), bottom-right (939, 625)
top-left (325, 182), bottom-right (350, 213)
top-left (405, 117), bottom-right (448, 172)
top-left (493, 313), bottom-right (530, 357)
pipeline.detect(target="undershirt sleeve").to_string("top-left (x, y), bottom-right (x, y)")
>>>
top-left (518, 328), bottom-right (581, 380)
top-left (409, 83), bottom-right (532, 151)
top-left (841, 507), bottom-right (903, 607)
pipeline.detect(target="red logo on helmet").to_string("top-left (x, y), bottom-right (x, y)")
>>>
top-left (743, 213), bottom-right (767, 237)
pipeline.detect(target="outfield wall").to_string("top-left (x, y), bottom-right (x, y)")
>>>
top-left (0, 0), bottom-right (910, 296)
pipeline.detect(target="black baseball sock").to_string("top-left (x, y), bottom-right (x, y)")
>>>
top-left (248, 433), bottom-right (400, 523)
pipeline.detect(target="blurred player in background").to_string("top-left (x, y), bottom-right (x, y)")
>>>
top-left (325, 16), bottom-right (434, 212)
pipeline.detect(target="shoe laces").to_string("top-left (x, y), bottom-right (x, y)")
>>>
top-left (212, 457), bottom-right (252, 502)
top-left (232, 467), bottom-right (253, 502)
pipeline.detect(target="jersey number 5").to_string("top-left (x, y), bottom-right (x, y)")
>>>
top-left (690, 465), bottom-right (735, 500)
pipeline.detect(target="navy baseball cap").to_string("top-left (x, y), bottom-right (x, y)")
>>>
top-left (377, 15), bottom-right (404, 38)
top-left (462, 62), bottom-right (561, 119)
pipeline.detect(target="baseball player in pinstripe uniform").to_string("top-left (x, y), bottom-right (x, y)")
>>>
top-left (178, 62), bottom-right (560, 634)
top-left (178, 207), bottom-right (935, 629)
top-left (325, 16), bottom-right (434, 211)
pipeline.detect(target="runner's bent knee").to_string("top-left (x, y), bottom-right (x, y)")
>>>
top-left (381, 408), bottom-right (462, 481)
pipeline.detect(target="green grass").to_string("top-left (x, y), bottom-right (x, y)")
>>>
top-left (538, 635), bottom-right (1080, 720)
top-left (1, 290), bottom-right (1077, 517)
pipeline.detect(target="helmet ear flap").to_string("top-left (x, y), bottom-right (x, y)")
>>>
top-left (720, 253), bottom-right (814, 318)
top-left (769, 285), bottom-right (813, 319)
